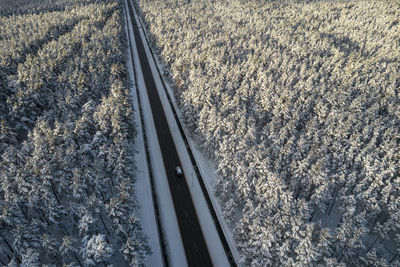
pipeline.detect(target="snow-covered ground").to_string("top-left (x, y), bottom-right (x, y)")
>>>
top-left (131, 4), bottom-right (241, 266)
top-left (124, 1), bottom-right (188, 266)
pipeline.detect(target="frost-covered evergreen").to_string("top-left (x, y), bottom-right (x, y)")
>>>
top-left (81, 234), bottom-right (112, 266)
top-left (0, 0), bottom-right (149, 265)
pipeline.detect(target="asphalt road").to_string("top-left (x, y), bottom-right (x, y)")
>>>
top-left (126, 1), bottom-right (213, 266)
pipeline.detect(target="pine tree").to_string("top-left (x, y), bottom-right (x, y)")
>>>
top-left (80, 234), bottom-right (112, 266)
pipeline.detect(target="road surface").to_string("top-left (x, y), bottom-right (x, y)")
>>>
top-left (126, 1), bottom-right (213, 266)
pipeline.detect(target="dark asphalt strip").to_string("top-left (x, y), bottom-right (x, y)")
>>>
top-left (126, 1), bottom-right (213, 266)
top-left (132, 2), bottom-right (237, 266)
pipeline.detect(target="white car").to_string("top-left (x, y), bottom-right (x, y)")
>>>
top-left (175, 166), bottom-right (183, 177)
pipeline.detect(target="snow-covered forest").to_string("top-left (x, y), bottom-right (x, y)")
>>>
top-left (0, 0), bottom-right (149, 265)
top-left (135, 0), bottom-right (400, 265)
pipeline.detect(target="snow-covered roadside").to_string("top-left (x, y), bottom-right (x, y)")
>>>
top-left (183, 142), bottom-right (243, 264)
top-left (131, 4), bottom-right (241, 266)
top-left (123, 5), bottom-right (164, 267)
top-left (124, 1), bottom-right (188, 266)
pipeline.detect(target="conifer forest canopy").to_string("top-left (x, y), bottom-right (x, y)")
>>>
top-left (0, 0), bottom-right (149, 265)
top-left (135, 0), bottom-right (400, 265)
